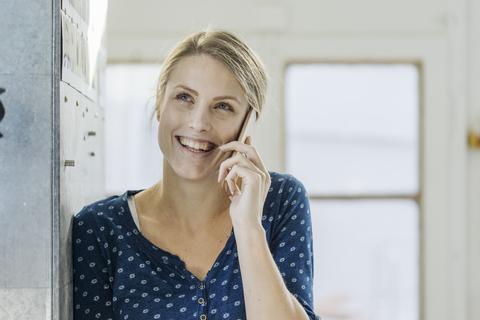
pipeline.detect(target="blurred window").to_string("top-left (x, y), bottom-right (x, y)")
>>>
top-left (285, 63), bottom-right (420, 320)
top-left (105, 64), bottom-right (163, 196)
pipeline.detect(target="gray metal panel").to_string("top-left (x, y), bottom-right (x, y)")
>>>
top-left (0, 0), bottom-right (106, 318)
top-left (0, 288), bottom-right (50, 320)
top-left (0, 74), bottom-right (52, 289)
top-left (0, 1), bottom-right (55, 319)
top-left (0, 0), bottom-right (53, 76)
top-left (54, 82), bottom-right (105, 320)
top-left (53, 1), bottom-right (107, 319)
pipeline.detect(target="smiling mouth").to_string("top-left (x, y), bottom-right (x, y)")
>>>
top-left (177, 136), bottom-right (216, 153)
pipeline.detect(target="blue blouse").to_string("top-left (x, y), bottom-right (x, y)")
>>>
top-left (73, 172), bottom-right (320, 320)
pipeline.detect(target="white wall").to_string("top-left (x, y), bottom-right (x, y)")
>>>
top-left (105, 1), bottom-right (480, 319)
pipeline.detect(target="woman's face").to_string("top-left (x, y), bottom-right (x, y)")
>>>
top-left (157, 54), bottom-right (249, 181)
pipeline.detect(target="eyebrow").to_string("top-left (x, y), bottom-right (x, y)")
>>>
top-left (213, 95), bottom-right (240, 103)
top-left (175, 85), bottom-right (199, 96)
top-left (174, 85), bottom-right (240, 104)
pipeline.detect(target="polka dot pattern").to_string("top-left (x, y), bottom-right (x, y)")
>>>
top-left (73, 172), bottom-right (320, 320)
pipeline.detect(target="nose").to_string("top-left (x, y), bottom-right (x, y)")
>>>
top-left (188, 103), bottom-right (212, 132)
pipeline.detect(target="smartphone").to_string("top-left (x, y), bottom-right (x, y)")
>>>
top-left (229, 108), bottom-right (257, 193)
top-left (236, 108), bottom-right (257, 145)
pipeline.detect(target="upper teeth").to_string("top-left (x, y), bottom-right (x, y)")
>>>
top-left (179, 137), bottom-right (213, 151)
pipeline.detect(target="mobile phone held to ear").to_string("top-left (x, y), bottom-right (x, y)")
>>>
top-left (236, 108), bottom-right (257, 145)
top-left (229, 108), bottom-right (257, 193)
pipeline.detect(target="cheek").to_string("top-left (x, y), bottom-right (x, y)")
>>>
top-left (157, 109), bottom-right (176, 152)
top-left (222, 120), bottom-right (243, 143)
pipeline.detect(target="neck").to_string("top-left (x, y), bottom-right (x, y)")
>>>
top-left (142, 162), bottom-right (231, 230)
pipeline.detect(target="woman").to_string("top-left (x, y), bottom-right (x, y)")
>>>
top-left (73, 29), bottom-right (319, 320)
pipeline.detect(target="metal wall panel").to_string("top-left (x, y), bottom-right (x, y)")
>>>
top-left (0, 288), bottom-right (50, 320)
top-left (0, 74), bottom-right (52, 289)
top-left (55, 82), bottom-right (105, 320)
top-left (0, 0), bottom-right (106, 319)
top-left (0, 0), bottom-right (55, 318)
top-left (0, 0), bottom-right (53, 76)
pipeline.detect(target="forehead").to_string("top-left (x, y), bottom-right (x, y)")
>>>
top-left (167, 55), bottom-right (247, 103)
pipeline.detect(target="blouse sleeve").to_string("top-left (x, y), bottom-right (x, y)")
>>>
top-left (266, 175), bottom-right (320, 320)
top-left (73, 207), bottom-right (116, 320)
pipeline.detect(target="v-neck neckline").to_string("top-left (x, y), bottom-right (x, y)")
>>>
top-left (119, 190), bottom-right (236, 283)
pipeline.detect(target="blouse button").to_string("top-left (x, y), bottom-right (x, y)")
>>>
top-left (200, 315), bottom-right (207, 320)
top-left (198, 282), bottom-right (204, 289)
top-left (198, 297), bottom-right (205, 304)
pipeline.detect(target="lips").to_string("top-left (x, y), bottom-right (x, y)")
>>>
top-left (177, 136), bottom-right (217, 153)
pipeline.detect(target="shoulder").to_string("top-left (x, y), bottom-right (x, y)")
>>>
top-left (264, 172), bottom-right (310, 219)
top-left (263, 172), bottom-right (313, 244)
top-left (268, 172), bottom-right (308, 200)
top-left (74, 192), bottom-right (131, 232)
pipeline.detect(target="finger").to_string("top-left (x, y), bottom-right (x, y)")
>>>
top-left (219, 154), bottom-right (266, 187)
top-left (218, 152), bottom-right (258, 182)
top-left (219, 140), bottom-right (252, 154)
top-left (225, 164), bottom-right (261, 194)
top-left (245, 135), bottom-right (252, 146)
top-left (225, 167), bottom-right (241, 195)
top-left (219, 142), bottom-right (267, 173)
top-left (224, 179), bottom-right (241, 196)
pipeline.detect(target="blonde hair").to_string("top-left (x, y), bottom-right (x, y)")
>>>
top-left (155, 28), bottom-right (268, 119)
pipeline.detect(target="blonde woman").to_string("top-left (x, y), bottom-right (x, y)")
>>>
top-left (73, 29), bottom-right (320, 320)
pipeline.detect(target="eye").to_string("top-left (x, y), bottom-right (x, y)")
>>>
top-left (217, 103), bottom-right (234, 112)
top-left (176, 93), bottom-right (192, 102)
